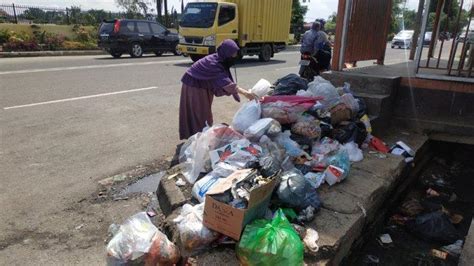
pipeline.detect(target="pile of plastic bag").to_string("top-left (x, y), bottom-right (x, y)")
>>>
top-left (106, 74), bottom-right (393, 265)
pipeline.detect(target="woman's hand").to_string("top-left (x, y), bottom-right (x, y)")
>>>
top-left (238, 87), bottom-right (259, 101)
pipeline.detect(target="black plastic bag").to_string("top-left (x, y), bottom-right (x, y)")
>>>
top-left (332, 121), bottom-right (367, 146)
top-left (406, 211), bottom-right (461, 245)
top-left (277, 170), bottom-right (321, 211)
top-left (273, 74), bottom-right (308, 95)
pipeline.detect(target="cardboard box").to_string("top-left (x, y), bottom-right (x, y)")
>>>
top-left (203, 169), bottom-right (278, 240)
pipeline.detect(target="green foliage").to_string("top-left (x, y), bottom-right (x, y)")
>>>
top-left (0, 29), bottom-right (14, 44)
top-left (291, 0), bottom-right (308, 27)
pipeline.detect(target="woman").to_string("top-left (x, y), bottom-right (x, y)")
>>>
top-left (179, 39), bottom-right (256, 140)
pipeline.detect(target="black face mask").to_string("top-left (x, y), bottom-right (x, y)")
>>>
top-left (222, 57), bottom-right (237, 69)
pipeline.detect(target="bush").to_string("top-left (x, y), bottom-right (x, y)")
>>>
top-left (0, 29), bottom-right (14, 44)
top-left (44, 32), bottom-right (65, 50)
top-left (4, 38), bottom-right (40, 51)
top-left (62, 40), bottom-right (98, 50)
top-left (72, 25), bottom-right (96, 43)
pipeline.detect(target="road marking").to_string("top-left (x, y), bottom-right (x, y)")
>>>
top-left (0, 59), bottom-right (190, 75)
top-left (3, 86), bottom-right (159, 110)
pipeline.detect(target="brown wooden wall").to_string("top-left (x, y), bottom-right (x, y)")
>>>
top-left (333, 0), bottom-right (392, 70)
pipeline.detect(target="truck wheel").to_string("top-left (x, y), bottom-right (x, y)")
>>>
top-left (130, 43), bottom-right (143, 58)
top-left (155, 51), bottom-right (163, 57)
top-left (259, 44), bottom-right (272, 62)
top-left (190, 55), bottom-right (203, 62)
top-left (173, 44), bottom-right (183, 56)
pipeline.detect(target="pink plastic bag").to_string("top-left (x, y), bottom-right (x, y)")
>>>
top-left (261, 95), bottom-right (322, 110)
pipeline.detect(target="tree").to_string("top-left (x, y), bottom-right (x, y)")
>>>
top-left (164, 0), bottom-right (169, 27)
top-left (291, 0), bottom-right (308, 27)
top-left (155, 0), bottom-right (162, 23)
top-left (291, 0), bottom-right (308, 40)
top-left (115, 0), bottom-right (150, 16)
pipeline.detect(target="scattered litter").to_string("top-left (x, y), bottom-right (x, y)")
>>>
top-left (440, 240), bottom-right (463, 256)
top-left (75, 224), bottom-right (84, 230)
top-left (363, 254), bottom-right (380, 264)
top-left (146, 210), bottom-right (157, 217)
top-left (303, 228), bottom-right (319, 253)
top-left (431, 249), bottom-right (449, 260)
top-left (175, 178), bottom-right (186, 187)
top-left (378, 233), bottom-right (393, 245)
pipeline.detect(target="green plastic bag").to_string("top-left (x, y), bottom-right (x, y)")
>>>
top-left (236, 209), bottom-right (304, 266)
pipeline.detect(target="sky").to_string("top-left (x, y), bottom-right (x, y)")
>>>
top-left (13, 0), bottom-right (421, 21)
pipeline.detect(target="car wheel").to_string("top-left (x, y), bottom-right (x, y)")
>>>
top-left (155, 51), bottom-right (163, 57)
top-left (130, 43), bottom-right (143, 58)
top-left (391, 46), bottom-right (395, 49)
top-left (110, 51), bottom-right (122, 58)
top-left (173, 44), bottom-right (182, 56)
top-left (259, 44), bottom-right (272, 62)
top-left (190, 55), bottom-right (203, 62)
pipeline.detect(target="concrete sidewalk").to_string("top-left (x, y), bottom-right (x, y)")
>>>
top-left (0, 50), bottom-right (106, 58)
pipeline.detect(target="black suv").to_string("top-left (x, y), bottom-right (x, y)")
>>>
top-left (98, 19), bottom-right (180, 58)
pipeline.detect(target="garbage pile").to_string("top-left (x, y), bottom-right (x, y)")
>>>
top-left (105, 74), bottom-right (395, 265)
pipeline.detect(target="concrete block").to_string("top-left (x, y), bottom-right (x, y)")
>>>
top-left (157, 175), bottom-right (187, 216)
top-left (321, 71), bottom-right (400, 95)
top-left (459, 219), bottom-right (474, 266)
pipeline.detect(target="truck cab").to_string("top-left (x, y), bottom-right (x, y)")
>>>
top-left (177, 0), bottom-right (292, 62)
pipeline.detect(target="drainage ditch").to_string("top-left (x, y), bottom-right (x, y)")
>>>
top-left (345, 141), bottom-right (474, 265)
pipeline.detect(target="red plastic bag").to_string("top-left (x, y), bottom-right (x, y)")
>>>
top-left (369, 136), bottom-right (390, 153)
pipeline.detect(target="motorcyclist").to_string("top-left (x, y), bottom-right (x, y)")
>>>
top-left (299, 21), bottom-right (326, 77)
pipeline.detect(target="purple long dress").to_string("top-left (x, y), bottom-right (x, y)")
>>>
top-left (179, 40), bottom-right (241, 140)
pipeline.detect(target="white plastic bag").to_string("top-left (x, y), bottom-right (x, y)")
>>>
top-left (307, 82), bottom-right (340, 109)
top-left (232, 100), bottom-right (261, 133)
top-left (180, 125), bottom-right (244, 184)
top-left (192, 163), bottom-right (238, 202)
top-left (243, 118), bottom-right (281, 141)
top-left (209, 139), bottom-right (262, 169)
top-left (296, 90), bottom-right (315, 97)
top-left (106, 212), bottom-right (158, 262)
top-left (340, 93), bottom-right (360, 114)
top-left (173, 204), bottom-right (220, 256)
top-left (274, 130), bottom-right (308, 158)
top-left (250, 79), bottom-right (272, 98)
top-left (341, 142), bottom-right (363, 162)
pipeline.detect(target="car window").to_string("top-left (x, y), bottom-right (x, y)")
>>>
top-left (121, 21), bottom-right (136, 33)
top-left (99, 23), bottom-right (114, 34)
top-left (218, 5), bottom-right (235, 26)
top-left (137, 22), bottom-right (151, 34)
top-left (150, 23), bottom-right (166, 34)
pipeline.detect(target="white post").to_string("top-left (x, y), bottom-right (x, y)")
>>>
top-left (415, 0), bottom-right (431, 74)
top-left (339, 0), bottom-right (352, 70)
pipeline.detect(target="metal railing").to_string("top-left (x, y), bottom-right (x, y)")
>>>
top-left (0, 3), bottom-right (130, 25)
top-left (415, 0), bottom-right (474, 81)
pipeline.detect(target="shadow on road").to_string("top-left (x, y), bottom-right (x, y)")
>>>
top-left (173, 59), bottom-right (287, 68)
top-left (94, 54), bottom-right (178, 60)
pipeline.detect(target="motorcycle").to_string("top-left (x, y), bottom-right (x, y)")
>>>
top-left (299, 52), bottom-right (320, 82)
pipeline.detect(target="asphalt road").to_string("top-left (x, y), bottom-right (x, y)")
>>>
top-left (0, 45), bottom-right (412, 264)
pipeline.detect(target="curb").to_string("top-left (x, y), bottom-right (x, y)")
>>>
top-left (0, 50), bottom-right (107, 58)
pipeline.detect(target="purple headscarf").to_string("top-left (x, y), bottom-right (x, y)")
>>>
top-left (182, 39), bottom-right (240, 101)
top-left (185, 39), bottom-right (239, 81)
